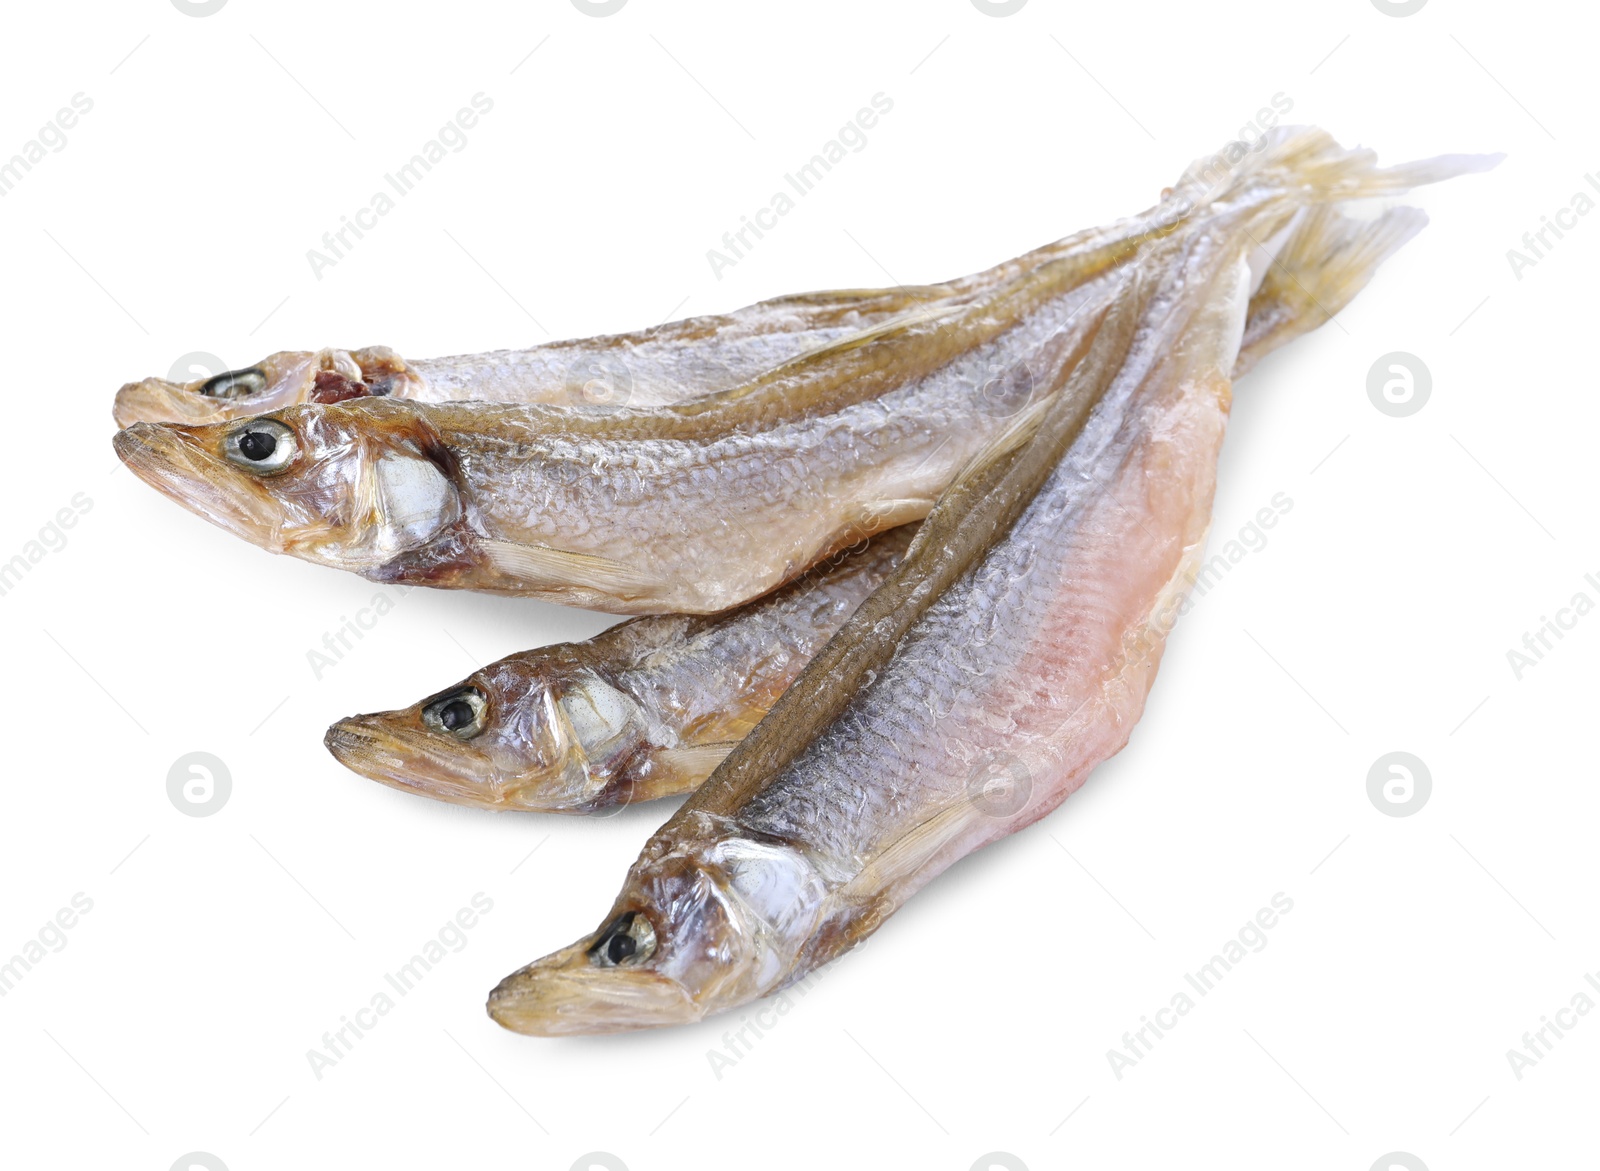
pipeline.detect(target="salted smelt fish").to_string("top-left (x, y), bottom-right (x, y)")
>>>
top-left (110, 221), bottom-right (1170, 428)
top-left (316, 201), bottom-right (1403, 816)
top-left (114, 160), bottom-right (1421, 427)
top-left (113, 130), bottom-right (1497, 617)
top-left (482, 133), bottom-right (1497, 1035)
top-left (323, 526), bottom-right (915, 814)
top-left (110, 247), bottom-right (1133, 615)
top-left (111, 288), bottom-right (963, 428)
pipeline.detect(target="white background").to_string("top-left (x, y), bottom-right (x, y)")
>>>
top-left (0, 1), bottom-right (1592, 1168)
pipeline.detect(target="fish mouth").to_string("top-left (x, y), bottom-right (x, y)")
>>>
top-left (113, 420), bottom-right (309, 552)
top-left (113, 422), bottom-right (293, 552)
top-left (324, 714), bottom-right (521, 811)
top-left (486, 942), bottom-right (699, 1036)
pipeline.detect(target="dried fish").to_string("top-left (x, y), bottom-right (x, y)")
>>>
top-left (482, 130), bottom-right (1496, 1034)
top-left (111, 289), bottom-right (954, 428)
top-left (110, 224), bottom-right (1175, 428)
top-left (111, 252), bottom-right (1122, 613)
top-left (323, 526), bottom-right (913, 813)
top-left (115, 133), bottom-right (1491, 615)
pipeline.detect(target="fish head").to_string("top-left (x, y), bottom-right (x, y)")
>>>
top-left (112, 397), bottom-right (463, 574)
top-left (323, 655), bottom-right (623, 813)
top-left (488, 823), bottom-right (825, 1035)
top-left (112, 346), bottom-right (419, 427)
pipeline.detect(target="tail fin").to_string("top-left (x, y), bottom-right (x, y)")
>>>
top-left (1170, 125), bottom-right (1502, 212)
top-left (1234, 203), bottom-right (1430, 377)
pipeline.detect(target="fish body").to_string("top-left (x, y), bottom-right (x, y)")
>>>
top-left (482, 129), bottom-right (1498, 1035)
top-left (110, 289), bottom-right (959, 428)
top-left (323, 526), bottom-right (914, 813)
top-left (115, 236), bottom-right (1133, 613)
top-left (117, 129), bottom-right (1480, 614)
top-left (111, 217), bottom-right (1173, 429)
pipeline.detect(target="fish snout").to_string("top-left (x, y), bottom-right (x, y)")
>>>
top-left (113, 422), bottom-right (208, 492)
top-left (111, 420), bottom-right (173, 469)
top-left (323, 715), bottom-right (386, 766)
top-left (486, 947), bottom-right (699, 1036)
top-left (114, 353), bottom-right (319, 427)
top-left (324, 711), bottom-right (515, 811)
top-left (113, 377), bottom-right (227, 429)
top-left (113, 421), bottom-right (288, 550)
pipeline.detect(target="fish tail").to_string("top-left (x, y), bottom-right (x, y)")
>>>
top-left (1264, 125), bottom-right (1504, 196)
top-left (1236, 203), bottom-right (1429, 374)
top-left (1173, 126), bottom-right (1503, 209)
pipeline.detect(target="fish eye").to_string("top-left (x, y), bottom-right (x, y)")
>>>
top-left (588, 911), bottom-right (656, 967)
top-left (222, 418), bottom-right (298, 475)
top-left (421, 687), bottom-right (488, 740)
top-left (199, 367), bottom-right (269, 399)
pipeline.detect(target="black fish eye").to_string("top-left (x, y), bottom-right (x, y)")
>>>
top-left (222, 418), bottom-right (298, 475)
top-left (237, 430), bottom-right (277, 461)
top-left (588, 911), bottom-right (657, 968)
top-left (422, 687), bottom-right (487, 740)
top-left (199, 367), bottom-right (269, 399)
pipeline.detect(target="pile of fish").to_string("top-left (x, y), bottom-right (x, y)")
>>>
top-left (113, 128), bottom-right (1496, 1035)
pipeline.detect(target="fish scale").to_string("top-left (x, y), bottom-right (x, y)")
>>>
top-left (434, 275), bottom-right (1115, 584)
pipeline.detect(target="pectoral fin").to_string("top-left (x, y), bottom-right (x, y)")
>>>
top-left (837, 802), bottom-right (974, 906)
top-left (855, 498), bottom-right (936, 534)
top-left (481, 539), bottom-right (653, 598)
top-left (655, 741), bottom-right (742, 783)
top-left (951, 393), bottom-right (1055, 490)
